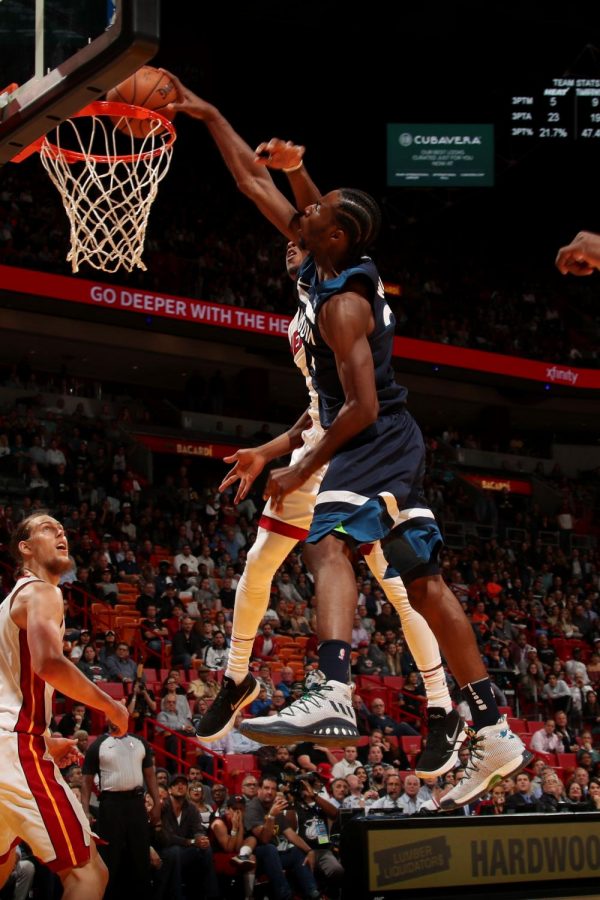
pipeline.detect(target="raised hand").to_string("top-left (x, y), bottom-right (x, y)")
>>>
top-left (255, 137), bottom-right (305, 171)
top-left (556, 231), bottom-right (600, 275)
top-left (158, 68), bottom-right (216, 121)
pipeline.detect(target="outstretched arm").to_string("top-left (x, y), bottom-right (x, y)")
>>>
top-left (556, 231), bottom-right (600, 275)
top-left (162, 70), bottom-right (300, 240)
top-left (219, 408), bottom-right (312, 503)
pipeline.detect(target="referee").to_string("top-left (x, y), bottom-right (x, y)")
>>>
top-left (81, 721), bottom-right (161, 900)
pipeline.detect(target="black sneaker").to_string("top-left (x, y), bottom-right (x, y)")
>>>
top-left (195, 673), bottom-right (259, 742)
top-left (414, 708), bottom-right (467, 778)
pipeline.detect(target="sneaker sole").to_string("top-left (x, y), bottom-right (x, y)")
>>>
top-left (239, 718), bottom-right (361, 747)
top-left (440, 749), bottom-right (534, 811)
top-left (196, 680), bottom-right (260, 743)
top-left (414, 725), bottom-right (469, 779)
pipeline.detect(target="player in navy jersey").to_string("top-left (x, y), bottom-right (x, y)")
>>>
top-left (167, 73), bottom-right (531, 808)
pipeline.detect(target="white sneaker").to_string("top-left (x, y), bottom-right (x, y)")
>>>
top-left (239, 670), bottom-right (360, 745)
top-left (439, 716), bottom-right (533, 811)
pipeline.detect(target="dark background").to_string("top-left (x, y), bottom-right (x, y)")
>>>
top-left (154, 1), bottom-right (600, 269)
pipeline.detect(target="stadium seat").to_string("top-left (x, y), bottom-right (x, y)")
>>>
top-left (99, 682), bottom-right (125, 700)
top-left (114, 604), bottom-right (139, 616)
top-left (382, 675), bottom-right (404, 691)
top-left (401, 735), bottom-right (422, 757)
top-left (507, 717), bottom-right (527, 733)
top-left (91, 602), bottom-right (116, 632)
top-left (223, 754), bottom-right (258, 774)
top-left (115, 616), bottom-right (141, 647)
top-left (525, 720), bottom-right (545, 733)
top-left (532, 750), bottom-right (557, 767)
top-left (556, 752), bottom-right (577, 770)
top-left (520, 733), bottom-right (532, 750)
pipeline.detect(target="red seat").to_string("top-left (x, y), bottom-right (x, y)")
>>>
top-left (400, 735), bottom-right (422, 756)
top-left (507, 717), bottom-right (527, 733)
top-left (525, 720), bottom-right (545, 733)
top-left (382, 676), bottom-right (404, 691)
top-left (556, 752), bottom-right (577, 770)
top-left (533, 750), bottom-right (557, 767)
top-left (99, 682), bottom-right (125, 700)
top-left (223, 754), bottom-right (257, 774)
top-left (355, 675), bottom-right (383, 690)
top-left (520, 733), bottom-right (532, 750)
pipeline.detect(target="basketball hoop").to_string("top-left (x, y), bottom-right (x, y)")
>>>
top-left (31, 100), bottom-right (176, 273)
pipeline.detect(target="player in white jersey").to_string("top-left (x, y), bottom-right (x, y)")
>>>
top-left (0, 512), bottom-right (128, 899)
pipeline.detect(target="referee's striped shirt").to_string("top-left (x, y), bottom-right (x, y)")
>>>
top-left (82, 733), bottom-right (154, 792)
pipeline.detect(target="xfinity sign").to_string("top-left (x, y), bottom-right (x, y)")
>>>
top-left (387, 124), bottom-right (494, 186)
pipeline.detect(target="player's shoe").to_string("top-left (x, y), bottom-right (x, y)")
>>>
top-left (414, 708), bottom-right (468, 779)
top-left (195, 673), bottom-right (259, 741)
top-left (239, 670), bottom-right (360, 746)
top-left (439, 716), bottom-right (533, 810)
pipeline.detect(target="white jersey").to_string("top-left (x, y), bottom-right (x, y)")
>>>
top-left (0, 575), bottom-right (59, 734)
top-left (288, 285), bottom-right (324, 451)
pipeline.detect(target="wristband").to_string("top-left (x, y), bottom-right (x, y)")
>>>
top-left (265, 814), bottom-right (274, 820)
top-left (231, 830), bottom-right (238, 836)
top-left (283, 161), bottom-right (303, 173)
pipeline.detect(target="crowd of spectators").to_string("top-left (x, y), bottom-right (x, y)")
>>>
top-left (2, 162), bottom-right (600, 368)
top-left (0, 364), bottom-right (599, 895)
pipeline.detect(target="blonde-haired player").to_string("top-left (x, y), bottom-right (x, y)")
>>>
top-left (0, 512), bottom-right (129, 899)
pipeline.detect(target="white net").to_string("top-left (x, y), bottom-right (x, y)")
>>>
top-left (39, 104), bottom-right (175, 273)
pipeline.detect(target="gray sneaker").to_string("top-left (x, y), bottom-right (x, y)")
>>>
top-left (439, 716), bottom-right (533, 810)
top-left (239, 670), bottom-right (359, 746)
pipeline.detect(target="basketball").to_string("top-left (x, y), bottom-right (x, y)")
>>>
top-left (106, 65), bottom-right (177, 139)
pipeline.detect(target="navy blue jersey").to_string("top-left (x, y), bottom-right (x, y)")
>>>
top-left (296, 255), bottom-right (406, 429)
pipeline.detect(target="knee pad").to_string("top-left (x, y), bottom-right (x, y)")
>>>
top-left (381, 517), bottom-right (442, 584)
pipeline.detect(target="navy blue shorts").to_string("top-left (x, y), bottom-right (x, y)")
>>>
top-left (306, 408), bottom-right (435, 547)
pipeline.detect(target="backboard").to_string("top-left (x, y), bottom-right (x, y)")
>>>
top-left (0, 0), bottom-right (160, 164)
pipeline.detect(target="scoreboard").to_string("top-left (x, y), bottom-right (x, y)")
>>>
top-left (511, 78), bottom-right (600, 140)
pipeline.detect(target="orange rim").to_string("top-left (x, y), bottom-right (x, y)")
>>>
top-left (41, 100), bottom-right (176, 164)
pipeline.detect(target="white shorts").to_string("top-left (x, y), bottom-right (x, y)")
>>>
top-left (259, 435), bottom-right (328, 539)
top-left (0, 732), bottom-right (91, 872)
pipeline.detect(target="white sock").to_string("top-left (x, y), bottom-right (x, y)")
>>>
top-left (365, 542), bottom-right (452, 713)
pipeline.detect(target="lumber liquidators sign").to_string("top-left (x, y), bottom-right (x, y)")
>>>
top-left (369, 820), bottom-right (600, 891)
top-left (387, 124), bottom-right (494, 186)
